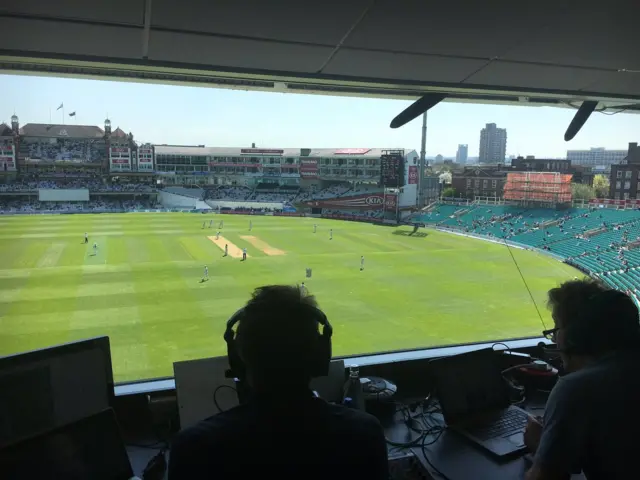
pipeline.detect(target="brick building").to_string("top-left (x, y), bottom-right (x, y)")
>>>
top-left (451, 165), bottom-right (507, 198)
top-left (452, 157), bottom-right (595, 199)
top-left (609, 142), bottom-right (640, 200)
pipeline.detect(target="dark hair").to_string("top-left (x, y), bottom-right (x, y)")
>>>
top-left (548, 278), bottom-right (640, 353)
top-left (236, 285), bottom-right (323, 379)
top-left (547, 278), bottom-right (608, 327)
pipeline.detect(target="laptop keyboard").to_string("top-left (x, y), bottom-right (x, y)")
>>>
top-left (469, 408), bottom-right (529, 440)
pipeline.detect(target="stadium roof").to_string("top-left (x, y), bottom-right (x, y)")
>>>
top-left (154, 145), bottom-right (415, 158)
top-left (20, 123), bottom-right (104, 138)
top-left (111, 127), bottom-right (128, 138)
top-left (0, 123), bottom-right (12, 136)
top-left (0, 0), bottom-right (639, 127)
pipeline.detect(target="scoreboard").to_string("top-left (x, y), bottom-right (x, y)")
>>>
top-left (380, 153), bottom-right (405, 188)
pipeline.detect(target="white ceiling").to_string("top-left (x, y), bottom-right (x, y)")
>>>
top-left (0, 0), bottom-right (639, 110)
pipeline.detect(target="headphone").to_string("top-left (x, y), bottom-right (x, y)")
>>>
top-left (224, 304), bottom-right (333, 381)
top-left (561, 290), bottom-right (640, 355)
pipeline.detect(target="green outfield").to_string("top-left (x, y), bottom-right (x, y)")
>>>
top-left (0, 213), bottom-right (580, 383)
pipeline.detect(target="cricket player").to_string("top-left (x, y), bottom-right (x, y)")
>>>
top-left (224, 244), bottom-right (228, 256)
top-left (93, 242), bottom-right (98, 255)
top-left (203, 265), bottom-right (209, 280)
top-left (360, 255), bottom-right (365, 271)
top-left (209, 219), bottom-right (213, 228)
top-left (329, 229), bottom-right (333, 240)
top-left (219, 220), bottom-right (224, 229)
top-left (249, 220), bottom-right (252, 231)
top-left (300, 282), bottom-right (307, 295)
top-left (242, 248), bottom-right (247, 261)
top-left (84, 232), bottom-right (88, 244)
top-left (202, 222), bottom-right (205, 229)
top-left (216, 231), bottom-right (220, 240)
top-left (313, 224), bottom-right (317, 233)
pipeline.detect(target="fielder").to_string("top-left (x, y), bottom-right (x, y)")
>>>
top-left (203, 265), bottom-right (209, 281)
top-left (209, 219), bottom-right (213, 228)
top-left (84, 232), bottom-right (88, 244)
top-left (313, 224), bottom-right (317, 233)
top-left (249, 220), bottom-right (252, 231)
top-left (224, 244), bottom-right (228, 256)
top-left (329, 229), bottom-right (333, 240)
top-left (242, 247), bottom-right (247, 261)
top-left (360, 255), bottom-right (365, 271)
top-left (93, 242), bottom-right (98, 255)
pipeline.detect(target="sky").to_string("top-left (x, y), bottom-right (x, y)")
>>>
top-left (1, 73), bottom-right (639, 158)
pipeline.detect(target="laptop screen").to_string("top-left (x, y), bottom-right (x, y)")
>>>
top-left (431, 348), bottom-right (511, 424)
top-left (0, 409), bottom-right (133, 480)
top-left (0, 337), bottom-right (115, 446)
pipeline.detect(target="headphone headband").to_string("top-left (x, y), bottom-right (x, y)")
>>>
top-left (224, 303), bottom-right (333, 381)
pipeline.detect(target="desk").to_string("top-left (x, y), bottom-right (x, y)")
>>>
top-left (383, 395), bottom-right (585, 480)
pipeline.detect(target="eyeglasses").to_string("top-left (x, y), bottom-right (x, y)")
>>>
top-left (542, 327), bottom-right (560, 341)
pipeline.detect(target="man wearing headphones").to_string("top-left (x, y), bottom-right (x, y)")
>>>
top-left (169, 285), bottom-right (388, 479)
top-left (525, 279), bottom-right (640, 480)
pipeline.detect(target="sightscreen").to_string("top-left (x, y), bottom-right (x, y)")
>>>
top-left (38, 189), bottom-right (90, 202)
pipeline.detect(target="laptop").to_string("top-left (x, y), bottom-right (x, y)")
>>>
top-left (430, 348), bottom-right (529, 457)
top-left (0, 408), bottom-right (134, 480)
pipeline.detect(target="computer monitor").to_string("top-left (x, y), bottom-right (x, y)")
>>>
top-left (174, 355), bottom-right (345, 429)
top-left (0, 408), bottom-right (133, 480)
top-left (0, 337), bottom-right (115, 446)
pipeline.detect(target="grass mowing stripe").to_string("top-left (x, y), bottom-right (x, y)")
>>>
top-left (0, 213), bottom-right (581, 382)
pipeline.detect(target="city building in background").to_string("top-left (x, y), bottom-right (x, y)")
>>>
top-left (452, 156), bottom-right (596, 199)
top-left (511, 156), bottom-right (594, 186)
top-left (567, 147), bottom-right (627, 173)
top-left (609, 143), bottom-right (640, 200)
top-left (479, 123), bottom-right (507, 164)
top-left (451, 165), bottom-right (507, 198)
top-left (456, 144), bottom-right (468, 164)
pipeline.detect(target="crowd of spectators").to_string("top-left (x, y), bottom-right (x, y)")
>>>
top-left (0, 180), bottom-right (155, 192)
top-left (204, 186), bottom-right (252, 201)
top-left (25, 139), bottom-right (106, 163)
top-left (0, 198), bottom-right (157, 214)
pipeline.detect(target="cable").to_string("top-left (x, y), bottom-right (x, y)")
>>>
top-left (491, 342), bottom-right (512, 354)
top-left (213, 384), bottom-right (237, 413)
top-left (420, 428), bottom-right (451, 480)
top-left (502, 237), bottom-right (547, 330)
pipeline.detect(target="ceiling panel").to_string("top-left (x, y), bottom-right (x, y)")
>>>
top-left (151, 0), bottom-right (370, 45)
top-left (323, 49), bottom-right (488, 83)
top-left (464, 61), bottom-right (605, 91)
top-left (502, 5), bottom-right (640, 70)
top-left (582, 72), bottom-right (640, 97)
top-left (148, 31), bottom-right (333, 72)
top-left (0, 17), bottom-right (141, 58)
top-left (345, 0), bottom-right (563, 58)
top-left (0, 0), bottom-right (144, 25)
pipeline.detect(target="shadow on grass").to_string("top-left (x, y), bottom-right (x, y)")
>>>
top-left (392, 230), bottom-right (428, 238)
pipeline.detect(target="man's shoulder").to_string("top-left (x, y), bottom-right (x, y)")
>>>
top-left (173, 405), bottom-right (248, 449)
top-left (555, 353), bottom-right (640, 398)
top-left (322, 402), bottom-right (384, 434)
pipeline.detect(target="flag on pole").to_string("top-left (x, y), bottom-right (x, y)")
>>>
top-left (56, 103), bottom-right (63, 111)
top-left (69, 112), bottom-right (76, 117)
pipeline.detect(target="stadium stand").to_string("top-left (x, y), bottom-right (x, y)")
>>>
top-left (411, 203), bottom-right (640, 297)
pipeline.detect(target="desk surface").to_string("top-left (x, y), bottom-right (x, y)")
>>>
top-left (384, 394), bottom-right (585, 480)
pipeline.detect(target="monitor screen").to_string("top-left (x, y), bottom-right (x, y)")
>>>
top-left (0, 337), bottom-right (114, 446)
top-left (0, 409), bottom-right (132, 480)
top-left (431, 348), bottom-right (510, 424)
